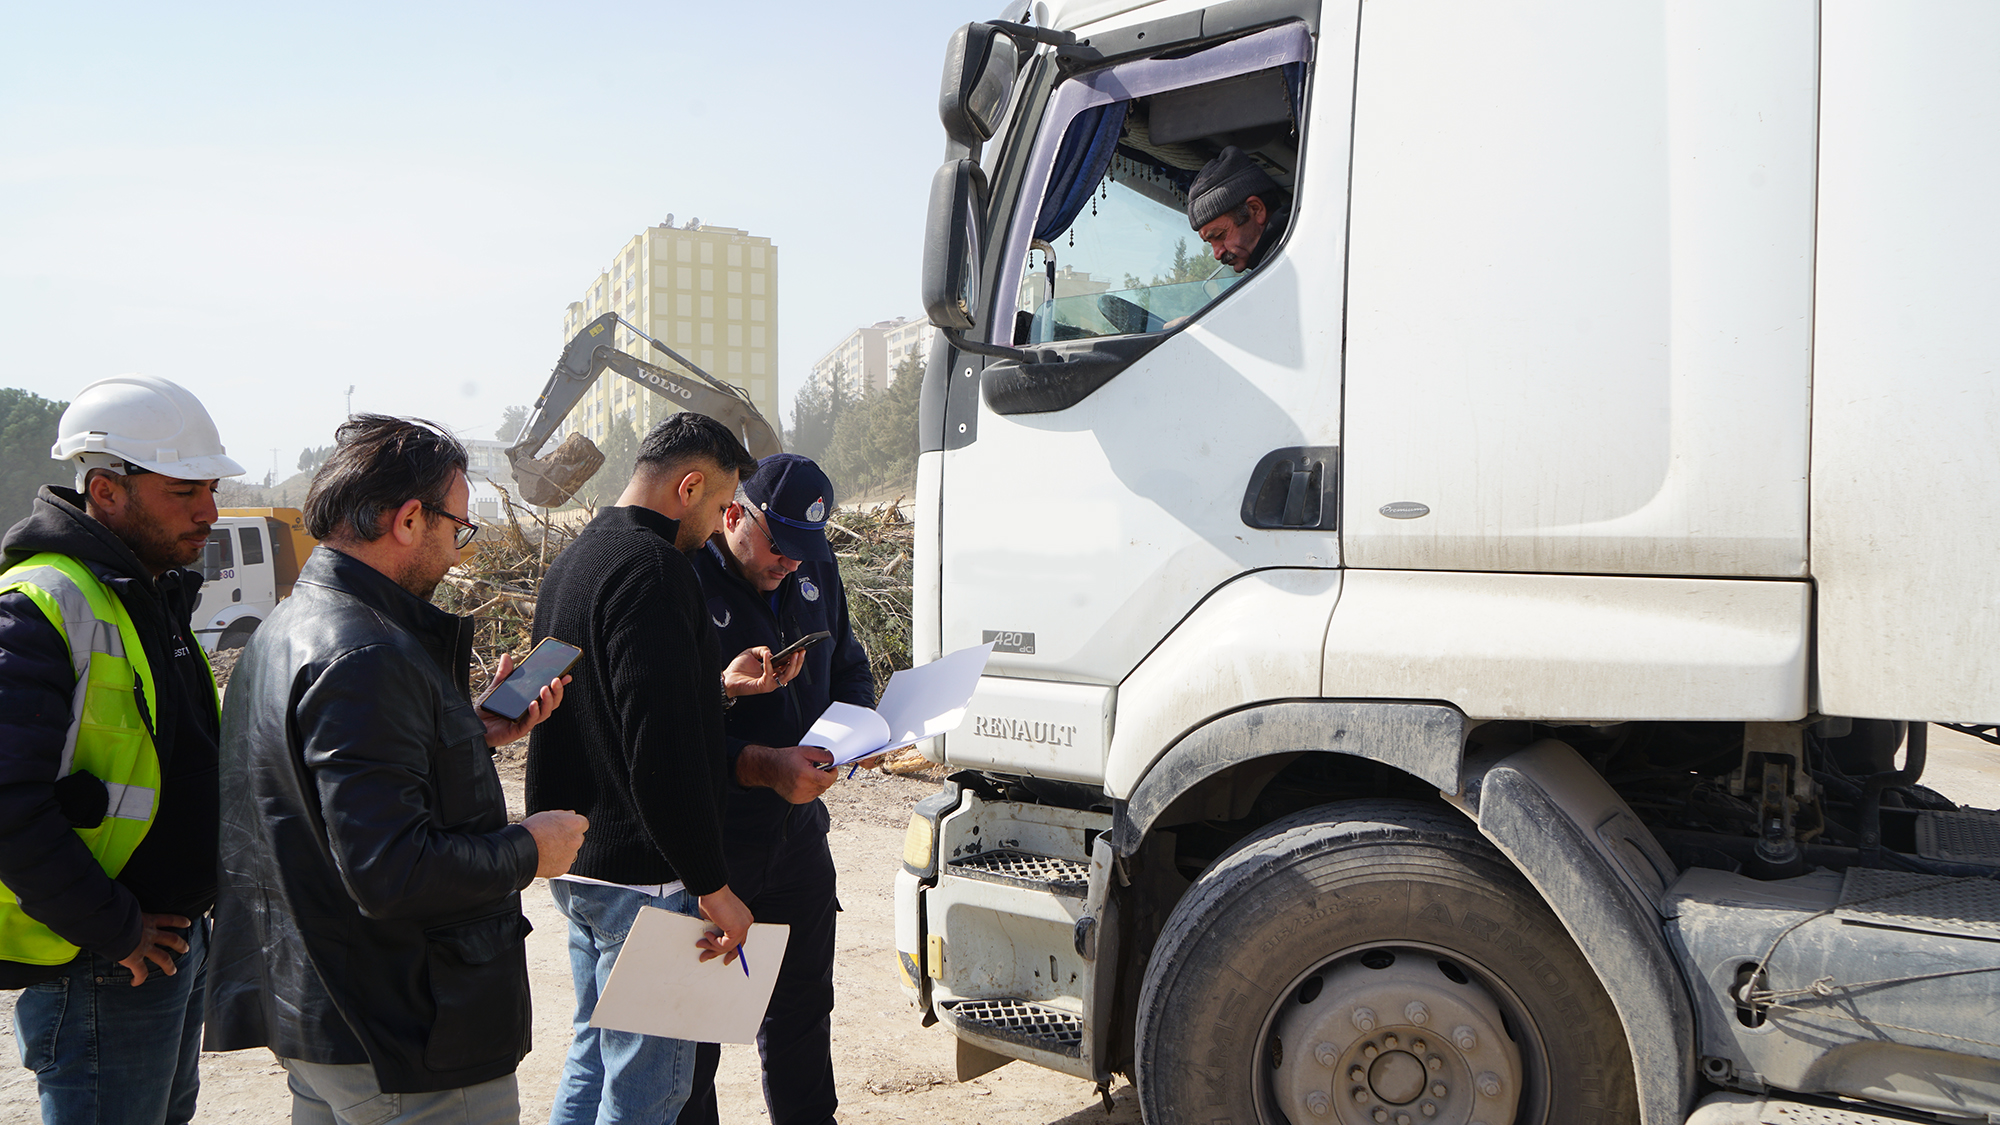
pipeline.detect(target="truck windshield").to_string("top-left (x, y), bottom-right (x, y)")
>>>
top-left (995, 23), bottom-right (1311, 346)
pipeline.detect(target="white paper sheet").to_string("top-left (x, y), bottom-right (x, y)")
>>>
top-left (800, 642), bottom-right (994, 765)
top-left (588, 908), bottom-right (791, 1044)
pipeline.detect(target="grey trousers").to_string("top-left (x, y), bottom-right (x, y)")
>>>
top-left (281, 1058), bottom-right (519, 1125)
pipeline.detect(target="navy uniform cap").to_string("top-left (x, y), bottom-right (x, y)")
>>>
top-left (742, 453), bottom-right (835, 562)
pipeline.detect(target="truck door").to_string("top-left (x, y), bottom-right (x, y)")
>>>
top-left (234, 524), bottom-right (275, 615)
top-left (938, 15), bottom-right (1355, 703)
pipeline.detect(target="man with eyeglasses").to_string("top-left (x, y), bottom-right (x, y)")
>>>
top-left (205, 414), bottom-right (587, 1124)
top-left (684, 453), bottom-right (874, 1125)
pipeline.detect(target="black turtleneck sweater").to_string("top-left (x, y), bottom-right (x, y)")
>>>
top-left (524, 505), bottom-right (731, 895)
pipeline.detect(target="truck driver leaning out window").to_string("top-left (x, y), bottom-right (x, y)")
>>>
top-left (1189, 144), bottom-right (1292, 275)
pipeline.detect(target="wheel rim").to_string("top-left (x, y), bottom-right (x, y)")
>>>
top-left (1257, 943), bottom-right (1548, 1125)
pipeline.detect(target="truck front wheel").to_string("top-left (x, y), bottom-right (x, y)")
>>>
top-left (1134, 799), bottom-right (1637, 1125)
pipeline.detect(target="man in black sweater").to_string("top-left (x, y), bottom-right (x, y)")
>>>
top-left (527, 412), bottom-right (777, 1125)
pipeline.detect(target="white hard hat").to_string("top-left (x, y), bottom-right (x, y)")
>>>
top-left (52, 374), bottom-right (246, 489)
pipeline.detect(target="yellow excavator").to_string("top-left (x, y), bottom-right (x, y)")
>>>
top-left (504, 312), bottom-right (783, 507)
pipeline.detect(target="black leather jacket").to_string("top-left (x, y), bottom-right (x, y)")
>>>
top-left (204, 547), bottom-right (540, 1093)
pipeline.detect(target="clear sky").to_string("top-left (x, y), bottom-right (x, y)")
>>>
top-left (0, 1), bottom-right (993, 481)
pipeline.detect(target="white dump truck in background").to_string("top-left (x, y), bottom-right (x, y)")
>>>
top-left (896, 2), bottom-right (2000, 1123)
top-left (193, 508), bottom-right (314, 654)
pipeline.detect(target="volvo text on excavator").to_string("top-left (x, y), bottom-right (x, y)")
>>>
top-left (504, 311), bottom-right (781, 507)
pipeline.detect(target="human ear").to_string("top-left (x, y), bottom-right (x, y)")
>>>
top-left (679, 470), bottom-right (706, 507)
top-left (389, 498), bottom-right (425, 546)
top-left (1246, 196), bottom-right (1267, 225)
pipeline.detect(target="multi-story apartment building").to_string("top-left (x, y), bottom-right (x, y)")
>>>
top-left (808, 316), bottom-right (935, 396)
top-left (555, 218), bottom-right (779, 446)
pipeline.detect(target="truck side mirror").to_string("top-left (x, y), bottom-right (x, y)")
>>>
top-left (921, 159), bottom-right (990, 332)
top-left (939, 23), bottom-right (1019, 148)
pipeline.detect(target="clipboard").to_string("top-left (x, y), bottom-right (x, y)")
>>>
top-left (588, 906), bottom-right (791, 1044)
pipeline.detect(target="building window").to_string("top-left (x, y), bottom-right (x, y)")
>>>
top-left (700, 242), bottom-right (713, 265)
top-left (677, 322), bottom-right (692, 343)
top-left (751, 379), bottom-right (767, 399)
top-left (751, 300), bottom-right (765, 322)
top-left (675, 266), bottom-right (690, 289)
top-left (677, 294), bottom-right (692, 316)
top-left (701, 350), bottom-right (714, 370)
top-left (751, 352), bottom-right (767, 375)
top-left (752, 247), bottom-right (766, 268)
top-left (727, 244), bottom-right (742, 267)
top-left (751, 326), bottom-right (765, 348)
top-left (701, 323), bottom-right (714, 345)
top-left (728, 271), bottom-right (741, 294)
top-left (701, 296), bottom-right (714, 318)
top-left (728, 298), bottom-right (743, 320)
top-left (700, 269), bottom-right (713, 292)
top-left (750, 273), bottom-right (765, 296)
top-left (728, 352), bottom-right (743, 373)
top-left (727, 324), bottom-right (742, 347)
top-left (677, 240), bottom-right (691, 262)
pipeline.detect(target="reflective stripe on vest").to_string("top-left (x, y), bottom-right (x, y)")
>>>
top-left (0, 554), bottom-right (185, 965)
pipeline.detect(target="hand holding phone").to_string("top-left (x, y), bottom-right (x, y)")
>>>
top-left (481, 638), bottom-right (583, 723)
top-left (769, 631), bottom-right (832, 664)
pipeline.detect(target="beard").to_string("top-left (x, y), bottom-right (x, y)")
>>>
top-left (114, 489), bottom-right (207, 574)
top-left (674, 520), bottom-right (714, 554)
top-left (393, 522), bottom-right (457, 601)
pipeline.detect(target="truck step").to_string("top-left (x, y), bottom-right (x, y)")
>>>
top-left (944, 997), bottom-right (1084, 1058)
top-left (1914, 806), bottom-right (2000, 865)
top-left (946, 848), bottom-right (1091, 895)
top-left (1839, 867), bottom-right (2000, 941)
top-left (1688, 1091), bottom-right (1949, 1124)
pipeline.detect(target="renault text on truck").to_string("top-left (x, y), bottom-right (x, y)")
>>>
top-left (895, 3), bottom-right (2000, 1123)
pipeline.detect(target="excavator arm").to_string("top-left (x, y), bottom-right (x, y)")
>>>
top-left (504, 312), bottom-right (782, 507)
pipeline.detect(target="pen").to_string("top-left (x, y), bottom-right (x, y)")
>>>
top-left (738, 946), bottom-right (750, 978)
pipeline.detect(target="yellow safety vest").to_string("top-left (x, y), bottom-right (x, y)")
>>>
top-left (0, 552), bottom-right (215, 965)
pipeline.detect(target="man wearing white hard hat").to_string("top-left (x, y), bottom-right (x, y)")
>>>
top-left (0, 374), bottom-right (242, 1124)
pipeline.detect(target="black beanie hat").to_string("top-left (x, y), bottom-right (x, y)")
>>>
top-left (1187, 146), bottom-right (1280, 230)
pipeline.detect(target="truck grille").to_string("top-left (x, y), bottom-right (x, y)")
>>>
top-left (946, 998), bottom-right (1084, 1058)
top-left (947, 849), bottom-right (1090, 894)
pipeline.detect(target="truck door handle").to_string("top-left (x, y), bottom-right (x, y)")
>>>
top-left (1241, 446), bottom-right (1338, 531)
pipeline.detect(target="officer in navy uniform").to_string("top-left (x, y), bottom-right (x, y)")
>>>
top-left (687, 453), bottom-right (872, 1125)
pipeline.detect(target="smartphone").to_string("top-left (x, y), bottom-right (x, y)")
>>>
top-left (482, 637), bottom-right (582, 721)
top-left (769, 631), bottom-right (832, 664)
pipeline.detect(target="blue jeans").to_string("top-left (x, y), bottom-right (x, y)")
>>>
top-left (14, 915), bottom-right (209, 1125)
top-left (546, 881), bottom-right (701, 1125)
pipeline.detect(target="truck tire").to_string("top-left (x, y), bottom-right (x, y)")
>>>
top-left (1133, 799), bottom-right (1638, 1125)
top-left (217, 621), bottom-right (258, 651)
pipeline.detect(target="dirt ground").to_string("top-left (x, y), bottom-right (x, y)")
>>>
top-left (0, 746), bottom-right (1140, 1125)
top-left (5, 730), bottom-right (1998, 1124)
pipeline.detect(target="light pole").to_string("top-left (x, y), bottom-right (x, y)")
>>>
top-left (345, 385), bottom-right (355, 417)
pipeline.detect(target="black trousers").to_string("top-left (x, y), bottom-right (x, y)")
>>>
top-left (682, 800), bottom-right (839, 1125)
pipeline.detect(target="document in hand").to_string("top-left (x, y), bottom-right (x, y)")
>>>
top-left (800, 642), bottom-right (994, 767)
top-left (589, 907), bottom-right (791, 1044)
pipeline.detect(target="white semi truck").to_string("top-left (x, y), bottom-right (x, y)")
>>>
top-left (895, 3), bottom-right (2000, 1123)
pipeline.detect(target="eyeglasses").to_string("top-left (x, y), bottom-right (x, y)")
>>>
top-left (744, 507), bottom-right (793, 562)
top-left (424, 505), bottom-right (479, 549)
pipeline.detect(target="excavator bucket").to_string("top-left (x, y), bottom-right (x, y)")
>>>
top-left (512, 432), bottom-right (606, 508)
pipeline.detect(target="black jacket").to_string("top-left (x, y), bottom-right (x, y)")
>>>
top-left (0, 486), bottom-right (219, 988)
top-left (525, 505), bottom-right (732, 894)
top-left (205, 546), bottom-right (540, 1093)
top-left (691, 541), bottom-right (874, 840)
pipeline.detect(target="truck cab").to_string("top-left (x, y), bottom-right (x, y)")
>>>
top-left (896, 3), bottom-right (2000, 1123)
top-left (193, 508), bottom-right (312, 654)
